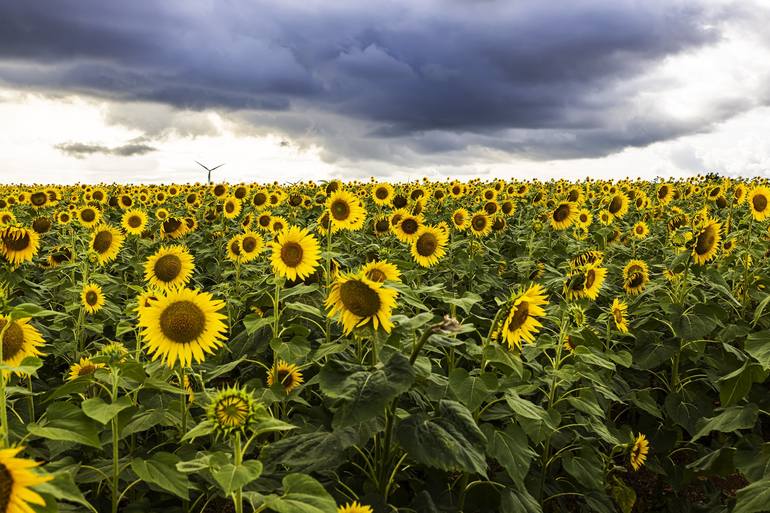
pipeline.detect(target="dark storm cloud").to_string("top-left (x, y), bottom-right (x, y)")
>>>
top-left (55, 141), bottom-right (157, 158)
top-left (0, 1), bottom-right (747, 160)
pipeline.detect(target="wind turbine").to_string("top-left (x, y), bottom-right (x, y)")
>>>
top-left (195, 161), bottom-right (225, 184)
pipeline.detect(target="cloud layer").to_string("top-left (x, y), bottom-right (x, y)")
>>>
top-left (2, 0), bottom-right (762, 169)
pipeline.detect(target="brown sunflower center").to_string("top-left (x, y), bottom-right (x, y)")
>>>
top-left (613, 309), bottom-right (624, 324)
top-left (627, 273), bottom-right (645, 289)
top-left (81, 209), bottom-right (96, 222)
top-left (163, 218), bottom-right (182, 234)
top-left (78, 364), bottom-right (96, 376)
top-left (375, 187), bottom-right (389, 199)
top-left (30, 191), bottom-right (48, 206)
top-left (280, 242), bottom-right (304, 267)
top-left (241, 236), bottom-right (257, 253)
top-left (0, 319), bottom-right (24, 362)
top-left (552, 205), bottom-right (570, 223)
top-left (472, 215), bottom-right (487, 230)
top-left (584, 269), bottom-right (596, 289)
top-left (127, 215), bottom-right (142, 228)
top-left (375, 219), bottom-right (390, 233)
top-left (609, 196), bottom-right (623, 214)
top-left (159, 300), bottom-right (206, 344)
top-left (339, 280), bottom-right (381, 318)
top-left (2, 231), bottom-right (31, 252)
top-left (92, 230), bottom-right (113, 254)
top-left (154, 254), bottom-right (182, 282)
top-left (253, 193), bottom-right (267, 206)
top-left (366, 268), bottom-right (387, 283)
top-left (401, 218), bottom-right (419, 235)
top-left (258, 215), bottom-right (271, 227)
top-left (331, 199), bottom-right (351, 221)
top-left (415, 232), bottom-right (438, 256)
top-left (507, 301), bottom-right (530, 332)
top-left (85, 290), bottom-right (99, 306)
top-left (230, 240), bottom-right (242, 255)
top-left (695, 226), bottom-right (717, 256)
top-left (213, 185), bottom-right (226, 196)
top-left (753, 194), bottom-right (768, 213)
top-left (454, 212), bottom-right (465, 225)
top-left (0, 460), bottom-right (13, 512)
top-left (225, 202), bottom-right (235, 213)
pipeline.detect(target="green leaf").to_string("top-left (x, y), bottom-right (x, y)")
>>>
top-left (319, 352), bottom-right (414, 427)
top-left (263, 473), bottom-right (337, 513)
top-left (9, 303), bottom-right (65, 319)
top-left (242, 314), bottom-right (275, 334)
top-left (212, 460), bottom-right (263, 496)
top-left (180, 420), bottom-right (215, 442)
top-left (692, 404), bottom-right (759, 441)
top-left (439, 291), bottom-right (482, 314)
top-left (397, 400), bottom-right (488, 476)
top-left (270, 336), bottom-right (311, 363)
top-left (719, 362), bottom-right (767, 407)
top-left (285, 302), bottom-right (323, 318)
top-left (745, 331), bottom-right (770, 371)
top-left (35, 471), bottom-right (97, 513)
top-left (27, 403), bottom-right (102, 448)
top-left (686, 448), bottom-right (736, 476)
top-left (627, 390), bottom-right (662, 418)
top-left (0, 356), bottom-right (43, 376)
top-left (81, 396), bottom-right (133, 424)
top-left (610, 479), bottom-right (636, 513)
top-left (131, 452), bottom-right (191, 500)
top-left (251, 416), bottom-right (297, 437)
top-left (563, 455), bottom-right (603, 490)
top-left (482, 422), bottom-right (536, 486)
top-left (499, 488), bottom-right (543, 513)
top-left (449, 368), bottom-right (496, 411)
top-left (261, 429), bottom-right (359, 472)
top-left (734, 477), bottom-right (770, 513)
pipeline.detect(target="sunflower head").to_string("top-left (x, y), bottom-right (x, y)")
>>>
top-left (0, 226), bottom-right (40, 266)
top-left (267, 360), bottom-right (304, 394)
top-left (630, 433), bottom-right (649, 471)
top-left (411, 225), bottom-right (448, 268)
top-left (325, 273), bottom-right (398, 334)
top-left (90, 225), bottom-right (125, 265)
top-left (337, 502), bottom-right (374, 513)
top-left (361, 260), bottom-right (401, 283)
top-left (0, 316), bottom-right (45, 373)
top-left (145, 245), bottom-right (195, 290)
top-left (68, 357), bottom-right (106, 381)
top-left (81, 283), bottom-right (105, 314)
top-left (0, 447), bottom-right (51, 512)
top-left (208, 386), bottom-right (259, 435)
top-left (270, 226), bottom-right (321, 281)
top-left (500, 284), bottom-right (549, 350)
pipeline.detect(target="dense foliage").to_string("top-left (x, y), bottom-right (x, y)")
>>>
top-left (0, 177), bottom-right (768, 513)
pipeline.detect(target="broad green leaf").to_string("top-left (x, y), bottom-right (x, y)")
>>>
top-left (0, 356), bottom-right (44, 376)
top-left (251, 416), bottom-right (297, 437)
top-left (242, 314), bottom-right (275, 334)
top-left (81, 396), bottom-right (133, 424)
top-left (131, 452), bottom-right (190, 500)
top-left (180, 419), bottom-right (215, 442)
top-left (563, 455), bottom-right (603, 490)
top-left (692, 404), bottom-right (759, 441)
top-left (397, 400), bottom-right (488, 476)
top-left (212, 460), bottom-right (263, 496)
top-left (449, 368), bottom-right (496, 411)
top-left (263, 473), bottom-right (337, 513)
top-left (499, 488), bottom-right (542, 513)
top-left (734, 477), bottom-right (770, 513)
top-left (35, 471), bottom-right (97, 513)
top-left (686, 448), bottom-right (736, 476)
top-left (610, 479), bottom-right (636, 513)
top-left (482, 423), bottom-right (536, 486)
top-left (319, 352), bottom-right (414, 427)
top-left (745, 331), bottom-right (770, 371)
top-left (261, 429), bottom-right (359, 472)
top-left (719, 362), bottom-right (767, 407)
top-left (27, 403), bottom-right (102, 448)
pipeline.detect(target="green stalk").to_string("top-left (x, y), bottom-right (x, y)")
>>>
top-left (325, 227), bottom-right (333, 345)
top-left (111, 367), bottom-right (121, 513)
top-left (233, 431), bottom-right (244, 513)
top-left (272, 278), bottom-right (282, 340)
top-left (0, 320), bottom-right (8, 448)
top-left (177, 367), bottom-right (188, 435)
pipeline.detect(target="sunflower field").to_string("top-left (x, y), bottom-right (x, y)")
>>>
top-left (1, 177), bottom-right (770, 513)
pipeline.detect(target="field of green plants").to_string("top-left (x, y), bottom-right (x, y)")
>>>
top-left (0, 177), bottom-right (768, 513)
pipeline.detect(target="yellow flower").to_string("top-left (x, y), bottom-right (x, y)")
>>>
top-left (208, 386), bottom-right (257, 435)
top-left (327, 190), bottom-right (366, 232)
top-left (550, 202), bottom-right (578, 230)
top-left (68, 357), bottom-right (105, 381)
top-left (337, 501), bottom-right (374, 513)
top-left (748, 185), bottom-right (770, 221)
top-left (692, 217), bottom-right (721, 265)
top-left (610, 298), bottom-right (629, 333)
top-left (410, 225), bottom-right (448, 267)
top-left (0, 316), bottom-right (45, 369)
top-left (326, 273), bottom-right (398, 334)
top-left (81, 283), bottom-right (105, 314)
top-left (500, 284), bottom-right (549, 350)
top-left (138, 288), bottom-right (227, 368)
top-left (267, 360), bottom-right (304, 394)
top-left (361, 260), bottom-right (401, 283)
top-left (144, 245), bottom-right (195, 291)
top-left (270, 226), bottom-right (321, 281)
top-left (0, 226), bottom-right (39, 266)
top-left (90, 224), bottom-right (125, 265)
top-left (0, 446), bottom-right (52, 512)
top-left (630, 433), bottom-right (649, 471)
top-left (121, 208), bottom-right (148, 235)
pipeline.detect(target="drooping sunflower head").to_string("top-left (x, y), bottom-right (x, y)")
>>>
top-left (144, 245), bottom-right (195, 290)
top-left (691, 217), bottom-right (721, 265)
top-left (98, 341), bottom-right (130, 362)
top-left (611, 298), bottom-right (629, 333)
top-left (161, 217), bottom-right (188, 239)
top-left (623, 259), bottom-right (650, 295)
top-left (208, 386), bottom-right (258, 435)
top-left (81, 283), bottom-right (105, 314)
top-left (361, 260), bottom-right (401, 283)
top-left (325, 273), bottom-right (398, 334)
top-left (411, 225), bottom-right (449, 268)
top-left (0, 226), bottom-right (40, 266)
top-left (0, 316), bottom-right (45, 368)
top-left (31, 217), bottom-right (52, 234)
top-left (500, 283), bottom-right (549, 350)
top-left (90, 225), bottom-right (125, 265)
top-left (68, 356), bottom-right (106, 381)
top-left (630, 433), bottom-right (649, 471)
top-left (0, 446), bottom-right (51, 512)
top-left (47, 246), bottom-right (73, 268)
top-left (138, 287), bottom-right (227, 368)
top-left (267, 360), bottom-right (304, 394)
top-left (270, 226), bottom-right (321, 281)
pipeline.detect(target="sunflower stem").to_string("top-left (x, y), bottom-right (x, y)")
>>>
top-left (272, 278), bottom-right (282, 340)
top-left (110, 366), bottom-right (121, 513)
top-left (178, 367), bottom-right (188, 435)
top-left (325, 227), bottom-right (333, 345)
top-left (233, 431), bottom-right (244, 513)
top-left (410, 326), bottom-right (435, 365)
top-left (0, 319), bottom-right (8, 448)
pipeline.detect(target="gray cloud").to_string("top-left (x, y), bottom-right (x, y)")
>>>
top-left (55, 140), bottom-right (157, 158)
top-left (0, 0), bottom-right (764, 164)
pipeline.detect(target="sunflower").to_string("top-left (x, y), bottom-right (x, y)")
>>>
top-left (550, 202), bottom-right (577, 230)
top-left (564, 263), bottom-right (606, 301)
top-left (90, 225), bottom-right (124, 265)
top-left (371, 183), bottom-right (394, 206)
top-left (136, 289), bottom-right (162, 313)
top-left (0, 316), bottom-right (45, 369)
top-left (656, 183), bottom-right (674, 205)
top-left (411, 225), bottom-right (448, 267)
top-left (451, 208), bottom-right (469, 231)
top-left (223, 196), bottom-right (242, 219)
top-left (31, 217), bottom-right (52, 234)
top-left (393, 214), bottom-right (423, 242)
top-left (138, 287), bottom-right (227, 368)
top-left (326, 190), bottom-right (365, 232)
top-left (270, 226), bottom-right (321, 281)
top-left (326, 273), bottom-right (398, 334)
top-left (269, 216), bottom-right (288, 234)
top-left (81, 283), bottom-right (105, 314)
top-left (121, 209), bottom-right (148, 235)
top-left (77, 206), bottom-right (101, 228)
top-left (337, 502), bottom-right (373, 513)
top-left (623, 260), bottom-right (650, 295)
top-left (630, 433), bottom-right (649, 471)
top-left (144, 245), bottom-right (195, 290)
top-left (361, 260), bottom-right (401, 283)
top-left (208, 386), bottom-right (257, 435)
top-left (610, 298), bottom-right (629, 333)
top-left (267, 360), bottom-right (304, 394)
top-left (692, 217), bottom-right (721, 265)
top-left (500, 284), bottom-right (549, 350)
top-left (239, 231), bottom-right (264, 263)
top-left (161, 217), bottom-right (188, 239)
top-left (469, 211), bottom-right (492, 237)
top-left (226, 235), bottom-right (243, 262)
top-left (748, 186), bottom-right (770, 221)
top-left (606, 192), bottom-right (629, 219)
top-left (47, 246), bottom-right (72, 268)
top-left (0, 226), bottom-right (40, 265)
top-left (0, 211), bottom-right (16, 226)
top-left (68, 357), bottom-right (105, 381)
top-left (632, 221), bottom-right (649, 239)
top-left (576, 208), bottom-right (592, 228)
top-left (0, 447), bottom-right (51, 512)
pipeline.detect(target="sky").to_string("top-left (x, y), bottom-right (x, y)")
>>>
top-left (1, 0), bottom-right (769, 184)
